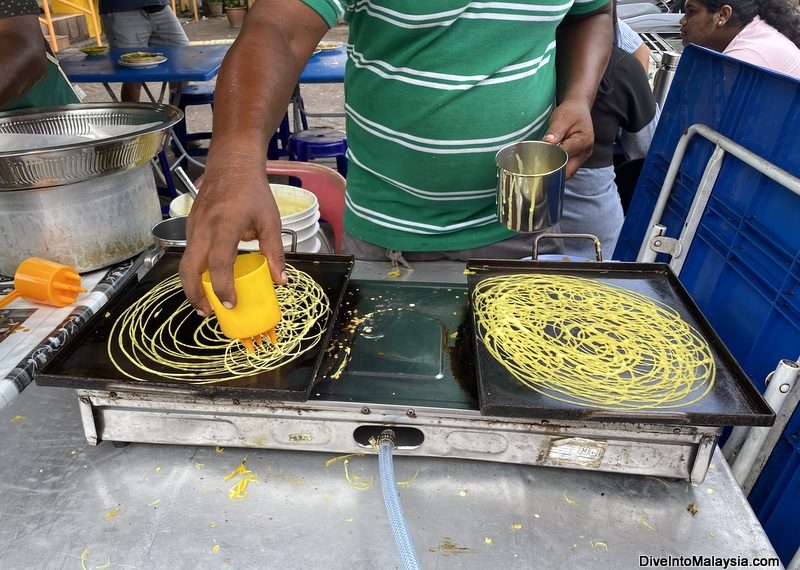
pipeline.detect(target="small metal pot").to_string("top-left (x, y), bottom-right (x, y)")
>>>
top-left (496, 140), bottom-right (567, 233)
top-left (152, 215), bottom-right (188, 249)
top-left (151, 216), bottom-right (299, 251)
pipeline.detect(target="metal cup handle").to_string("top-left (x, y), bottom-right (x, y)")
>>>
top-left (281, 229), bottom-right (298, 253)
top-left (532, 233), bottom-right (603, 261)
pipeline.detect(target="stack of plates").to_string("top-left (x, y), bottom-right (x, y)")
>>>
top-left (169, 183), bottom-right (322, 253)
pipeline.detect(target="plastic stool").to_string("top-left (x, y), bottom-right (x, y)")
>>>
top-left (171, 84), bottom-right (215, 166)
top-left (267, 114), bottom-right (292, 159)
top-left (288, 127), bottom-right (348, 177)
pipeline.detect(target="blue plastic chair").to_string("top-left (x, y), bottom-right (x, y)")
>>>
top-left (288, 127), bottom-right (348, 177)
top-left (171, 84), bottom-right (215, 162)
top-left (267, 114), bottom-right (292, 160)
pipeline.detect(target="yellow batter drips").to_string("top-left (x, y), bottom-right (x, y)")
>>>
top-left (472, 274), bottom-right (715, 410)
top-left (108, 265), bottom-right (329, 383)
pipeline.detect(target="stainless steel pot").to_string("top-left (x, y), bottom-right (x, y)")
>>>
top-left (496, 140), bottom-right (567, 233)
top-left (0, 165), bottom-right (161, 274)
top-left (0, 103), bottom-right (182, 190)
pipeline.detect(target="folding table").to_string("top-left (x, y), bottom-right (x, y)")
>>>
top-left (292, 45), bottom-right (347, 132)
top-left (59, 45), bottom-right (230, 105)
top-left (60, 45), bottom-right (230, 193)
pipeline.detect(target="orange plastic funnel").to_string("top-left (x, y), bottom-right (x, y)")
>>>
top-left (0, 257), bottom-right (87, 310)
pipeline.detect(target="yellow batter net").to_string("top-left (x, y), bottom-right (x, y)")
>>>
top-left (472, 273), bottom-right (716, 410)
top-left (108, 265), bottom-right (329, 383)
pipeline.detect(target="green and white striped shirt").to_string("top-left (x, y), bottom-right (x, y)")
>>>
top-left (301, 0), bottom-right (608, 251)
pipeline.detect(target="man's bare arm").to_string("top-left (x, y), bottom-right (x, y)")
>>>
top-left (180, 0), bottom-right (329, 315)
top-left (0, 15), bottom-right (48, 107)
top-left (543, 4), bottom-right (614, 176)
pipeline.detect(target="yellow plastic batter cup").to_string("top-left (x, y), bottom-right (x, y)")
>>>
top-left (201, 253), bottom-right (281, 352)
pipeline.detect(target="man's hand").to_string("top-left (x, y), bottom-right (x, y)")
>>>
top-left (175, 0), bottom-right (328, 314)
top-left (543, 99), bottom-right (594, 178)
top-left (546, 2), bottom-right (613, 176)
top-left (179, 164), bottom-right (287, 317)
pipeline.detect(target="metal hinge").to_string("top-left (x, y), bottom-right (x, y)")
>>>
top-left (646, 224), bottom-right (683, 259)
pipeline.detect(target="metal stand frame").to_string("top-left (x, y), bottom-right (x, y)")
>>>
top-left (75, 388), bottom-right (720, 483)
top-left (637, 123), bottom-right (800, 494)
top-left (723, 359), bottom-right (800, 493)
top-left (636, 123), bottom-right (800, 273)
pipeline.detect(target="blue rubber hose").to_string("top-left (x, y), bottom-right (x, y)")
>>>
top-left (377, 430), bottom-right (422, 570)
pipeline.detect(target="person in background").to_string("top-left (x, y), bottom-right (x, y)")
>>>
top-left (179, 0), bottom-right (614, 315)
top-left (680, 0), bottom-right (800, 78)
top-left (0, 0), bottom-right (80, 111)
top-left (617, 19), bottom-right (652, 72)
top-left (99, 0), bottom-right (189, 102)
top-left (558, 24), bottom-right (659, 260)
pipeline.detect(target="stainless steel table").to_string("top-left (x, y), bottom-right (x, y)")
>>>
top-left (0, 261), bottom-right (781, 569)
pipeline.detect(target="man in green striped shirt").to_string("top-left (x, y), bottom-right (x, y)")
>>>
top-left (181, 0), bottom-right (612, 314)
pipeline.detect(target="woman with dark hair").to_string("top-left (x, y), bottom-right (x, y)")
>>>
top-left (680, 0), bottom-right (800, 78)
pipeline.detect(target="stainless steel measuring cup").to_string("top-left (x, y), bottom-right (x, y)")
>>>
top-left (496, 140), bottom-right (568, 233)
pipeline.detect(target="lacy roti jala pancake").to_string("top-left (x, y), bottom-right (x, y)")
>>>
top-left (316, 41), bottom-right (342, 51)
top-left (120, 52), bottom-right (165, 63)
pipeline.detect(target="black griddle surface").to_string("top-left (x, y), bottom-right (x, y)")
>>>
top-left (37, 250), bottom-right (353, 401)
top-left (466, 260), bottom-right (774, 427)
top-left (311, 280), bottom-right (478, 410)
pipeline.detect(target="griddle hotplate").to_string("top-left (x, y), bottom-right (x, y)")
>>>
top-left (37, 250), bottom-right (354, 402)
top-left (34, 256), bottom-right (774, 483)
top-left (465, 259), bottom-right (774, 427)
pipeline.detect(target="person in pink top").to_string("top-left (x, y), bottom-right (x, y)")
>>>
top-left (679, 0), bottom-right (800, 79)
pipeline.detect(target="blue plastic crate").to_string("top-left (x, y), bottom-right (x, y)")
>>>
top-left (614, 45), bottom-right (800, 563)
top-left (615, 45), bottom-right (800, 385)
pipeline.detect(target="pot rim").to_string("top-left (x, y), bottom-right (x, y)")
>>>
top-left (495, 140), bottom-right (568, 178)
